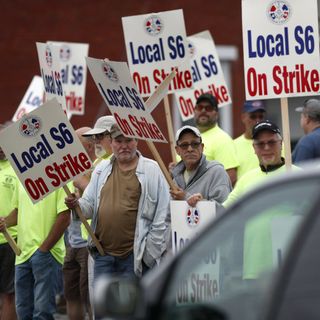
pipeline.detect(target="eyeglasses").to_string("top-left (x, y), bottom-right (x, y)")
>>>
top-left (253, 140), bottom-right (281, 149)
top-left (93, 132), bottom-right (110, 141)
top-left (249, 114), bottom-right (265, 120)
top-left (177, 141), bottom-right (202, 150)
top-left (195, 104), bottom-right (217, 112)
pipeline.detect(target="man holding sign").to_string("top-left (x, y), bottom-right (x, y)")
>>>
top-left (0, 98), bottom-right (99, 319)
top-left (65, 124), bottom-right (170, 283)
top-left (171, 125), bottom-right (231, 207)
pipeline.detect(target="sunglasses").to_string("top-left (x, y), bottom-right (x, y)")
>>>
top-left (253, 140), bottom-right (281, 149)
top-left (177, 141), bottom-right (202, 150)
top-left (195, 104), bottom-right (217, 112)
top-left (93, 132), bottom-right (110, 141)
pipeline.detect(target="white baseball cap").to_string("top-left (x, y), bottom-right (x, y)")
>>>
top-left (82, 116), bottom-right (116, 136)
top-left (175, 125), bottom-right (201, 144)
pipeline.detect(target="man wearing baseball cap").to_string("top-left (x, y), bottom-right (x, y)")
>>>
top-left (224, 120), bottom-right (298, 207)
top-left (193, 93), bottom-right (239, 186)
top-left (82, 115), bottom-right (116, 164)
top-left (65, 123), bottom-right (170, 310)
top-left (224, 120), bottom-right (299, 281)
top-left (170, 125), bottom-right (231, 207)
top-left (234, 100), bottom-right (266, 178)
top-left (292, 98), bottom-right (320, 164)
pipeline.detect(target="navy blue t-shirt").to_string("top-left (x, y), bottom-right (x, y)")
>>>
top-left (292, 127), bottom-right (320, 164)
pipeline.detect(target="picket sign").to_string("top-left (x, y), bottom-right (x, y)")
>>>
top-left (122, 10), bottom-right (191, 163)
top-left (0, 99), bottom-right (102, 255)
top-left (242, 0), bottom-right (320, 171)
top-left (87, 58), bottom-right (179, 192)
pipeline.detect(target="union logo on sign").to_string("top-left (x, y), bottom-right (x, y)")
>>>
top-left (102, 63), bottom-right (118, 82)
top-left (188, 41), bottom-right (196, 58)
top-left (267, 1), bottom-right (291, 24)
top-left (186, 207), bottom-right (200, 227)
top-left (60, 45), bottom-right (71, 62)
top-left (45, 46), bottom-right (53, 67)
top-left (144, 15), bottom-right (163, 36)
top-left (19, 116), bottom-right (42, 137)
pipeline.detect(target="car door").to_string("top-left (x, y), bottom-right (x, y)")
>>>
top-left (155, 171), bottom-right (320, 320)
top-left (264, 186), bottom-right (320, 320)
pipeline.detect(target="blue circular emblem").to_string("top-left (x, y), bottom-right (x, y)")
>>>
top-left (19, 116), bottom-right (42, 137)
top-left (60, 45), bottom-right (71, 62)
top-left (267, 1), bottom-right (291, 24)
top-left (186, 208), bottom-right (200, 227)
top-left (144, 15), bottom-right (163, 36)
top-left (102, 63), bottom-right (118, 82)
top-left (45, 46), bottom-right (53, 67)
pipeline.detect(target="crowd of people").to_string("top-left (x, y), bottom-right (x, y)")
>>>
top-left (1, 93), bottom-right (320, 319)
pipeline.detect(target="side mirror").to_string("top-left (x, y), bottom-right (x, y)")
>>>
top-left (94, 275), bottom-right (143, 319)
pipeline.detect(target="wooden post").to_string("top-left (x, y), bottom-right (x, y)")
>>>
top-left (3, 230), bottom-right (21, 256)
top-left (163, 95), bottom-right (176, 163)
top-left (146, 140), bottom-right (179, 192)
top-left (63, 185), bottom-right (105, 256)
top-left (145, 70), bottom-right (177, 163)
top-left (280, 97), bottom-right (292, 170)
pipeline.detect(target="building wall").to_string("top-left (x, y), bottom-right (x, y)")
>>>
top-left (0, 0), bottom-right (245, 165)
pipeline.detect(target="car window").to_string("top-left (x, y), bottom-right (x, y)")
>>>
top-left (268, 195), bottom-right (320, 320)
top-left (159, 177), bottom-right (320, 320)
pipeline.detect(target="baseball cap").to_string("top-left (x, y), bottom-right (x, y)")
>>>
top-left (196, 93), bottom-right (218, 109)
top-left (82, 116), bottom-right (116, 136)
top-left (175, 125), bottom-right (201, 143)
top-left (243, 100), bottom-right (266, 113)
top-left (295, 99), bottom-right (320, 120)
top-left (252, 120), bottom-right (281, 139)
top-left (110, 124), bottom-right (123, 139)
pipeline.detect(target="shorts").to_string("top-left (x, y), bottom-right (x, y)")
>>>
top-left (63, 246), bottom-right (89, 304)
top-left (0, 242), bottom-right (16, 294)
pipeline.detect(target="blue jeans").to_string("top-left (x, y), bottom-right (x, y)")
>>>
top-left (93, 252), bottom-right (135, 280)
top-left (15, 249), bottom-right (60, 320)
top-left (93, 252), bottom-right (135, 320)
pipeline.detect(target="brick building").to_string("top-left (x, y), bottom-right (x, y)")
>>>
top-left (1, 0), bottom-right (247, 165)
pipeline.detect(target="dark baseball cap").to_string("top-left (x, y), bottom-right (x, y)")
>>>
top-left (252, 120), bottom-right (281, 139)
top-left (196, 93), bottom-right (218, 109)
top-left (295, 99), bottom-right (320, 121)
top-left (243, 100), bottom-right (266, 113)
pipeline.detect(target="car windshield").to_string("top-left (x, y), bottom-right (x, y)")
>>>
top-left (159, 174), bottom-right (320, 320)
